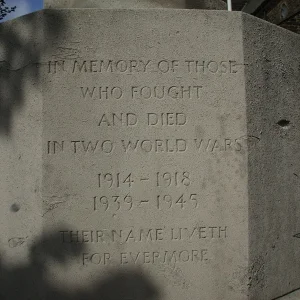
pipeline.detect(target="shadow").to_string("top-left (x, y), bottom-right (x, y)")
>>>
top-left (0, 228), bottom-right (160, 300)
top-left (0, 3), bottom-right (231, 137)
top-left (242, 12), bottom-right (300, 300)
top-left (0, 9), bottom-right (66, 135)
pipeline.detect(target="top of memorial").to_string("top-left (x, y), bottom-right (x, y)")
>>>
top-left (44, 0), bottom-right (227, 10)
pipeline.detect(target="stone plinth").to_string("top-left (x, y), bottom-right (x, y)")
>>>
top-left (0, 8), bottom-right (299, 300)
top-left (44, 0), bottom-right (227, 9)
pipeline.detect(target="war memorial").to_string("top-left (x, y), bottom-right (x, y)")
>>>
top-left (0, 0), bottom-right (299, 299)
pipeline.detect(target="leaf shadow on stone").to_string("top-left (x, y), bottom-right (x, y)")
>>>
top-left (0, 228), bottom-right (160, 300)
top-left (0, 10), bottom-right (66, 135)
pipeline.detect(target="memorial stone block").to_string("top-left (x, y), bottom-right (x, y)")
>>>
top-left (44, 0), bottom-right (226, 9)
top-left (0, 6), bottom-right (299, 300)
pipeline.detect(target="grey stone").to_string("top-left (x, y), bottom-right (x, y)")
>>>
top-left (278, 290), bottom-right (300, 300)
top-left (44, 0), bottom-right (227, 9)
top-left (0, 7), bottom-right (299, 300)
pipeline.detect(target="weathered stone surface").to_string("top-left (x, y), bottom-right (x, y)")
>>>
top-left (44, 0), bottom-right (227, 9)
top-left (44, 0), bottom-right (186, 8)
top-left (243, 14), bottom-right (300, 300)
top-left (0, 8), bottom-right (299, 300)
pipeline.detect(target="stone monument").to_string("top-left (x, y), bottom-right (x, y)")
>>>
top-left (44, 0), bottom-right (226, 9)
top-left (0, 1), bottom-right (299, 299)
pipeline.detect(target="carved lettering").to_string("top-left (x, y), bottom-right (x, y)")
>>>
top-left (60, 227), bottom-right (227, 244)
top-left (98, 113), bottom-right (137, 127)
top-left (120, 249), bottom-right (208, 265)
top-left (194, 138), bottom-right (243, 152)
top-left (81, 86), bottom-right (123, 99)
top-left (171, 226), bottom-right (228, 241)
top-left (121, 139), bottom-right (187, 153)
top-left (82, 252), bottom-right (111, 265)
top-left (73, 60), bottom-right (152, 73)
top-left (47, 141), bottom-right (64, 154)
top-left (185, 60), bottom-right (238, 74)
top-left (71, 140), bottom-right (114, 154)
top-left (131, 86), bottom-right (202, 100)
top-left (48, 60), bottom-right (65, 73)
top-left (147, 113), bottom-right (186, 126)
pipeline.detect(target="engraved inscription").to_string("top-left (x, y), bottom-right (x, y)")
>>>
top-left (71, 140), bottom-right (114, 154)
top-left (98, 173), bottom-right (134, 188)
top-left (73, 59), bottom-right (154, 73)
top-left (98, 113), bottom-right (138, 127)
top-left (81, 86), bottom-right (123, 100)
top-left (131, 86), bottom-right (202, 100)
top-left (156, 171), bottom-right (191, 187)
top-left (81, 249), bottom-right (209, 266)
top-left (147, 113), bottom-right (187, 126)
top-left (185, 60), bottom-right (238, 74)
top-left (60, 227), bottom-right (227, 245)
top-left (120, 139), bottom-right (187, 153)
top-left (194, 138), bottom-right (243, 152)
top-left (92, 193), bottom-right (199, 212)
top-left (119, 249), bottom-right (209, 265)
top-left (46, 138), bottom-right (244, 155)
top-left (47, 141), bottom-right (64, 154)
top-left (48, 59), bottom-right (244, 75)
top-left (45, 54), bottom-right (244, 272)
top-left (97, 172), bottom-right (191, 189)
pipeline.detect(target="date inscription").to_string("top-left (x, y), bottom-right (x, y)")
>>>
top-left (97, 172), bottom-right (191, 189)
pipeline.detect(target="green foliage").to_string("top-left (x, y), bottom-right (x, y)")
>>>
top-left (0, 0), bottom-right (16, 21)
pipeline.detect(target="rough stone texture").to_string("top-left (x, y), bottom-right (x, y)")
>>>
top-left (0, 8), bottom-right (299, 300)
top-left (44, 0), bottom-right (227, 10)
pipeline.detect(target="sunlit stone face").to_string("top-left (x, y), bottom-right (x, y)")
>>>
top-left (0, 7), bottom-right (299, 300)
